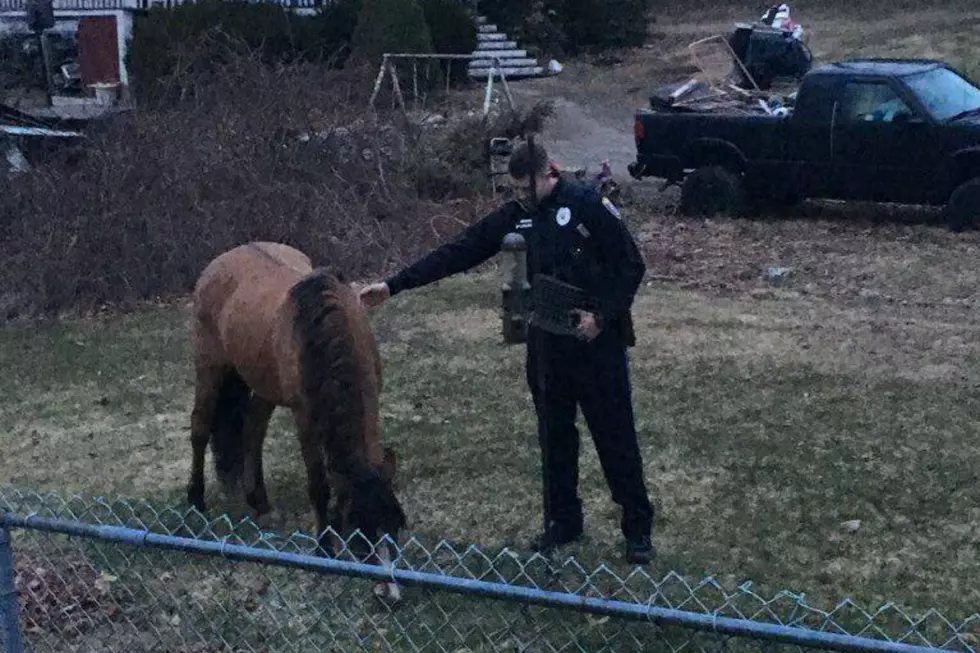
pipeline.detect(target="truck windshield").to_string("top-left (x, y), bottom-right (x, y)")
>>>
top-left (904, 67), bottom-right (980, 122)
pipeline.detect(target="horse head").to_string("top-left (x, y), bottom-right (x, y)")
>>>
top-left (343, 447), bottom-right (406, 561)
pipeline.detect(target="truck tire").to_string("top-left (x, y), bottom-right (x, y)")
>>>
top-left (750, 189), bottom-right (802, 214)
top-left (943, 177), bottom-right (980, 232)
top-left (679, 165), bottom-right (746, 218)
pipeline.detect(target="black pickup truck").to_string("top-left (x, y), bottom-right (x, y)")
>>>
top-left (627, 58), bottom-right (980, 230)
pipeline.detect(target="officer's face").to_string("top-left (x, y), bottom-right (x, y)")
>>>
top-left (513, 173), bottom-right (555, 209)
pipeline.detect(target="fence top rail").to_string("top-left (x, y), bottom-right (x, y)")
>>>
top-left (0, 509), bottom-right (970, 653)
top-left (0, 485), bottom-right (976, 653)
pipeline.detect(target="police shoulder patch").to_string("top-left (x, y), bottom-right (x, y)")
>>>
top-left (601, 196), bottom-right (621, 220)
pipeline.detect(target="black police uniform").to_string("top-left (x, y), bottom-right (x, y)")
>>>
top-left (383, 177), bottom-right (655, 560)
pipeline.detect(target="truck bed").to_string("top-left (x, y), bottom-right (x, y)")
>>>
top-left (649, 77), bottom-right (800, 117)
top-left (633, 108), bottom-right (790, 182)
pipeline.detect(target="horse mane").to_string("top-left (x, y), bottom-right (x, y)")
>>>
top-left (288, 266), bottom-right (406, 542)
top-left (289, 266), bottom-right (377, 472)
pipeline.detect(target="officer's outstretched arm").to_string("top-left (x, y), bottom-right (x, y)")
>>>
top-left (581, 196), bottom-right (647, 319)
top-left (384, 203), bottom-right (522, 297)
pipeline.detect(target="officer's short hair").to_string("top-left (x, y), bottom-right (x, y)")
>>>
top-left (508, 140), bottom-right (550, 179)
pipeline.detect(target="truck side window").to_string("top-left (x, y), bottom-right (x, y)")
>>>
top-left (839, 82), bottom-right (914, 124)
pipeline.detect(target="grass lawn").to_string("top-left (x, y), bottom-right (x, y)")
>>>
top-left (2, 265), bottom-right (978, 634)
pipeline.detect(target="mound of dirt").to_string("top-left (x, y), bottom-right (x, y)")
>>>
top-left (633, 202), bottom-right (980, 313)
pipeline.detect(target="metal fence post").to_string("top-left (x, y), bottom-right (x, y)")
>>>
top-left (0, 522), bottom-right (25, 653)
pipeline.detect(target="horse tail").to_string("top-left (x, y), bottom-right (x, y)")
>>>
top-left (209, 368), bottom-right (252, 489)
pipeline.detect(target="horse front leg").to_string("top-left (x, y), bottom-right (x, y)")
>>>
top-left (295, 414), bottom-right (333, 557)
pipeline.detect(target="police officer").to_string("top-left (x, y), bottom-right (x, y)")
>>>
top-left (358, 141), bottom-right (655, 565)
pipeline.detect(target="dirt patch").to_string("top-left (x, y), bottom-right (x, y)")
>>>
top-left (632, 208), bottom-right (980, 304)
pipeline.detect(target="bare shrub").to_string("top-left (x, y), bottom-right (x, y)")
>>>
top-left (405, 99), bottom-right (555, 200)
top-left (0, 48), bottom-right (506, 318)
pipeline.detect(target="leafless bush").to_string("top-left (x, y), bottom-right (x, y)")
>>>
top-left (0, 50), bottom-right (507, 319)
top-left (404, 98), bottom-right (555, 200)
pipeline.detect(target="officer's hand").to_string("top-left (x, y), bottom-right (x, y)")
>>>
top-left (359, 282), bottom-right (390, 309)
top-left (571, 309), bottom-right (601, 341)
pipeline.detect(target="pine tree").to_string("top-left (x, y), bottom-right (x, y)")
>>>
top-left (349, 0), bottom-right (436, 66)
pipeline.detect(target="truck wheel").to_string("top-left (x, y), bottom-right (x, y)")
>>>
top-left (679, 165), bottom-right (746, 218)
top-left (751, 190), bottom-right (802, 214)
top-left (943, 177), bottom-right (980, 232)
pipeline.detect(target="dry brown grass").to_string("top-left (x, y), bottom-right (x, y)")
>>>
top-left (2, 264), bottom-right (980, 626)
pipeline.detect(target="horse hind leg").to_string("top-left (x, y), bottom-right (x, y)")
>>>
top-left (187, 364), bottom-right (232, 511)
top-left (208, 368), bottom-right (252, 492)
top-left (241, 396), bottom-right (276, 521)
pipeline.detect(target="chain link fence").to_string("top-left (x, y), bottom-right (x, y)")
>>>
top-left (0, 486), bottom-right (977, 653)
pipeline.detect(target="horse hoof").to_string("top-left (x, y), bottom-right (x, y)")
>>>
top-left (315, 538), bottom-right (336, 559)
top-left (374, 581), bottom-right (402, 605)
top-left (187, 485), bottom-right (206, 512)
top-left (255, 509), bottom-right (283, 531)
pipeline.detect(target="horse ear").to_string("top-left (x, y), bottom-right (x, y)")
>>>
top-left (312, 265), bottom-right (346, 285)
top-left (324, 265), bottom-right (346, 284)
top-left (380, 446), bottom-right (397, 483)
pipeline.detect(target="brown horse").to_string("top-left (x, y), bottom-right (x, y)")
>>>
top-left (186, 242), bottom-right (406, 565)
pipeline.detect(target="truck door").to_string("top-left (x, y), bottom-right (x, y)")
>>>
top-left (830, 79), bottom-right (941, 204)
top-left (784, 75), bottom-right (838, 199)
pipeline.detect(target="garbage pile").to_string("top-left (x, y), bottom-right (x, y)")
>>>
top-left (2, 102), bottom-right (86, 175)
top-left (649, 3), bottom-right (813, 116)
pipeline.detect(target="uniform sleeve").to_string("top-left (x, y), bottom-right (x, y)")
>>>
top-left (384, 203), bottom-right (520, 297)
top-left (580, 193), bottom-right (646, 319)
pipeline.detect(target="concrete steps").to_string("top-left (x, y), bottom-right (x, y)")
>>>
top-left (468, 14), bottom-right (550, 80)
top-left (478, 41), bottom-right (521, 50)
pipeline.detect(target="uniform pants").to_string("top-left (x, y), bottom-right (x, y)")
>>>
top-left (525, 326), bottom-right (654, 540)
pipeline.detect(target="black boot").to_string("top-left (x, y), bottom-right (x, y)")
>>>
top-left (530, 520), bottom-right (584, 555)
top-left (625, 533), bottom-right (654, 565)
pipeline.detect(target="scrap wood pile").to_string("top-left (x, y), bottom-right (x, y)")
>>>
top-left (650, 3), bottom-right (813, 116)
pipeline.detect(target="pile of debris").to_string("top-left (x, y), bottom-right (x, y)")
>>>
top-left (2, 101), bottom-right (86, 175)
top-left (284, 120), bottom-right (407, 167)
top-left (649, 3), bottom-right (813, 116)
